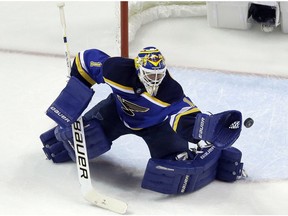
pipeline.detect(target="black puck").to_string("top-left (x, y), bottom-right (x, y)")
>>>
top-left (244, 118), bottom-right (254, 128)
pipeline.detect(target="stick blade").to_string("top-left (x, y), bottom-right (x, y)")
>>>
top-left (84, 189), bottom-right (128, 214)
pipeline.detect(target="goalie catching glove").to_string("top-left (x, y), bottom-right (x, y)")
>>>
top-left (192, 110), bottom-right (242, 149)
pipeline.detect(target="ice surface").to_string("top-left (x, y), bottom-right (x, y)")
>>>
top-left (0, 2), bottom-right (288, 215)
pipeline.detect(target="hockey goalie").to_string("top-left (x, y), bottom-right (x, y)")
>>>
top-left (40, 46), bottom-right (246, 194)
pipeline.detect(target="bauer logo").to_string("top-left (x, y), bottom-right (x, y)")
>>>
top-left (73, 120), bottom-right (89, 179)
top-left (181, 175), bottom-right (190, 193)
top-left (156, 165), bottom-right (174, 171)
top-left (50, 106), bottom-right (71, 123)
top-left (200, 146), bottom-right (215, 159)
top-left (198, 117), bottom-right (205, 139)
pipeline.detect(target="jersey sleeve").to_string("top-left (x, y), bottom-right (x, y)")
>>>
top-left (169, 96), bottom-right (201, 143)
top-left (70, 49), bottom-right (110, 87)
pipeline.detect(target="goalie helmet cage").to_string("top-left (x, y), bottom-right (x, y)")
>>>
top-left (118, 1), bottom-right (207, 58)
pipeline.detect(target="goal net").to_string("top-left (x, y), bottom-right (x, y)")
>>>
top-left (116, 1), bottom-right (207, 57)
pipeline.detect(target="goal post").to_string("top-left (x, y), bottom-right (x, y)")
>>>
top-left (120, 1), bottom-right (129, 57)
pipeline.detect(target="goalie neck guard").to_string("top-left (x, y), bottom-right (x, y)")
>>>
top-left (135, 47), bottom-right (167, 96)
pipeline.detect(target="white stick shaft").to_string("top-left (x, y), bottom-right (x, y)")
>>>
top-left (72, 119), bottom-right (128, 214)
top-left (56, 3), bottom-right (127, 214)
top-left (57, 2), bottom-right (71, 77)
top-left (72, 118), bottom-right (94, 192)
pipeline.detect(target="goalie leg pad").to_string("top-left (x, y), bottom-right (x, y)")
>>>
top-left (54, 118), bottom-right (111, 162)
top-left (40, 127), bottom-right (72, 163)
top-left (192, 110), bottom-right (242, 149)
top-left (216, 147), bottom-right (244, 182)
top-left (141, 146), bottom-right (222, 194)
top-left (46, 76), bottom-right (94, 127)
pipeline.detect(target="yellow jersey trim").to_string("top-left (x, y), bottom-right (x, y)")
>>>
top-left (75, 54), bottom-right (96, 86)
top-left (172, 107), bottom-right (200, 131)
top-left (104, 78), bottom-right (134, 93)
top-left (142, 92), bottom-right (170, 107)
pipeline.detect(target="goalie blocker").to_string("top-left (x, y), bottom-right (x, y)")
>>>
top-left (46, 76), bottom-right (94, 128)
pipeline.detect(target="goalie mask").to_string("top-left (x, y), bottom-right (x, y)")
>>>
top-left (135, 47), bottom-right (167, 96)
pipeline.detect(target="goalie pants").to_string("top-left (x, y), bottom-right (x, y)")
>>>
top-left (83, 93), bottom-right (189, 159)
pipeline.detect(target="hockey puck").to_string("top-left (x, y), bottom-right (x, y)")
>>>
top-left (244, 118), bottom-right (254, 128)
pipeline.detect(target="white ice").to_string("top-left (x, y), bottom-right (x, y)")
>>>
top-left (0, 2), bottom-right (288, 215)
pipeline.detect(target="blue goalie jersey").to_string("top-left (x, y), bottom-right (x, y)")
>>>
top-left (71, 49), bottom-right (201, 141)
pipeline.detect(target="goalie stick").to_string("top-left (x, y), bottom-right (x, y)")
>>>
top-left (56, 2), bottom-right (128, 214)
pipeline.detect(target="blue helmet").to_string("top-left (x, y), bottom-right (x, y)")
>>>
top-left (135, 47), bottom-right (167, 96)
